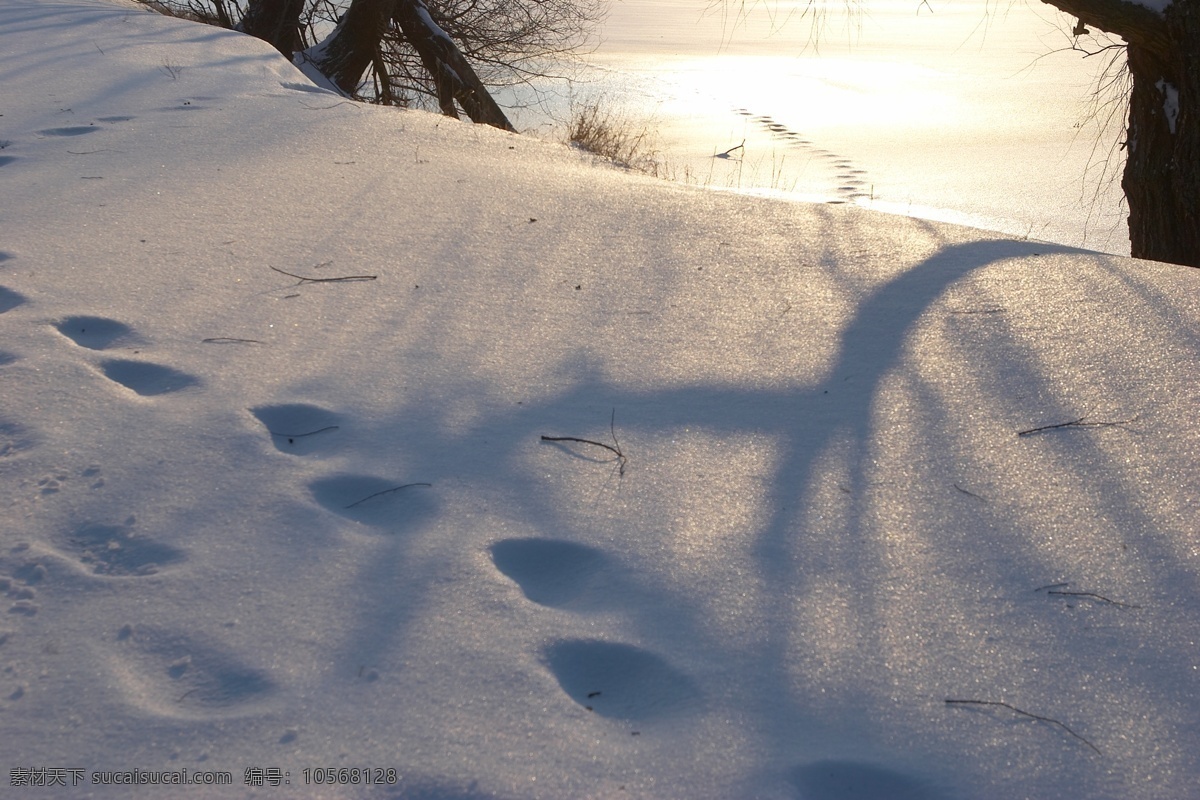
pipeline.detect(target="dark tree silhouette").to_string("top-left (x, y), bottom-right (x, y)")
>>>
top-left (142, 0), bottom-right (600, 132)
top-left (238, 0), bottom-right (304, 53)
top-left (1041, 0), bottom-right (1198, 266)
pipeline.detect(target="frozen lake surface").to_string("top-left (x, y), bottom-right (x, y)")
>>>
top-left (503, 0), bottom-right (1132, 254)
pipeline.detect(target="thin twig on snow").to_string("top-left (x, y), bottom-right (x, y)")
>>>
top-left (1017, 414), bottom-right (1138, 437)
top-left (344, 483), bottom-right (432, 509)
top-left (270, 265), bottom-right (377, 283)
top-left (945, 699), bottom-right (1101, 755)
top-left (540, 409), bottom-right (627, 476)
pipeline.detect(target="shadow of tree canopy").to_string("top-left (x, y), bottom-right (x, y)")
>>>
top-left (321, 236), bottom-right (1200, 788)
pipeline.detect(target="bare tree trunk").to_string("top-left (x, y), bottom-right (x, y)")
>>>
top-left (392, 0), bottom-right (515, 131)
top-left (1122, 44), bottom-right (1199, 266)
top-left (1044, 0), bottom-right (1198, 266)
top-left (238, 0), bottom-right (306, 55)
top-left (212, 0), bottom-right (234, 29)
top-left (309, 0), bottom-right (396, 95)
top-left (296, 0), bottom-right (513, 130)
top-left (1122, 0), bottom-right (1200, 267)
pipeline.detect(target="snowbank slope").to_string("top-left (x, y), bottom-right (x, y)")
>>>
top-left (2, 2), bottom-right (1199, 797)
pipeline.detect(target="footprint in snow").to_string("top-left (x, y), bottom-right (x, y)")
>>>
top-left (55, 317), bottom-right (198, 395)
top-left (55, 315), bottom-right (144, 350)
top-left (0, 286), bottom-right (26, 314)
top-left (56, 517), bottom-right (186, 577)
top-left (0, 419), bottom-right (38, 460)
top-left (36, 125), bottom-right (98, 137)
top-left (251, 403), bottom-right (342, 455)
top-left (543, 638), bottom-right (700, 720)
top-left (152, 99), bottom-right (211, 113)
top-left (490, 537), bottom-right (612, 610)
top-left (790, 759), bottom-right (949, 800)
top-left (737, 109), bottom-right (872, 202)
top-left (108, 624), bottom-right (276, 718)
top-left (99, 358), bottom-right (201, 396)
top-left (0, 556), bottom-right (46, 618)
top-left (309, 473), bottom-right (436, 531)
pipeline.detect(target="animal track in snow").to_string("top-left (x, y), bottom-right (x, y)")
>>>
top-left (542, 639), bottom-right (700, 720)
top-left (251, 403), bottom-right (341, 455)
top-left (81, 463), bottom-right (104, 489)
top-left (0, 351), bottom-right (17, 366)
top-left (0, 287), bottom-right (26, 314)
top-left (736, 109), bottom-right (874, 203)
top-left (30, 117), bottom-right (129, 145)
top-left (99, 358), bottom-right (200, 396)
top-left (36, 125), bottom-right (98, 137)
top-left (0, 547), bottom-right (47, 618)
top-left (55, 315), bottom-right (143, 350)
top-left (35, 470), bottom-right (68, 496)
top-left (0, 419), bottom-right (38, 460)
top-left (790, 759), bottom-right (947, 800)
top-left (490, 538), bottom-right (611, 609)
top-left (152, 99), bottom-right (210, 113)
top-left (22, 464), bottom-right (102, 498)
top-left (58, 318), bottom-right (199, 396)
top-left (494, 541), bottom-right (698, 720)
top-left (58, 516), bottom-right (185, 576)
top-left (109, 624), bottom-right (276, 717)
top-left (309, 474), bottom-right (436, 531)
top-left (2, 575), bottom-right (39, 616)
top-left (0, 156), bottom-right (15, 168)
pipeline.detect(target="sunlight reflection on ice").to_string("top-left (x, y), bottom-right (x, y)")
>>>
top-left (501, 0), bottom-right (1128, 254)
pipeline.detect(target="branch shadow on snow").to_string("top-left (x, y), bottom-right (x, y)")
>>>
top-left (324, 234), bottom-right (1199, 794)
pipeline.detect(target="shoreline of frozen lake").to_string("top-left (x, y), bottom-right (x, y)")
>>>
top-left (499, 0), bottom-right (1132, 254)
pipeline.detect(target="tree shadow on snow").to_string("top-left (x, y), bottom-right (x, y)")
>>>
top-left (331, 234), bottom-right (1199, 790)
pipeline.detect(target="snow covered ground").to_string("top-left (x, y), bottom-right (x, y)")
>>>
top-left (2, 1), bottom-right (1200, 798)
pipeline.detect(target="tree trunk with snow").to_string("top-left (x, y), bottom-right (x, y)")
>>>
top-left (306, 0), bottom-right (395, 95)
top-left (392, 0), bottom-right (515, 131)
top-left (1044, 0), bottom-right (1198, 266)
top-left (238, 0), bottom-right (305, 55)
top-left (291, 0), bottom-right (514, 131)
